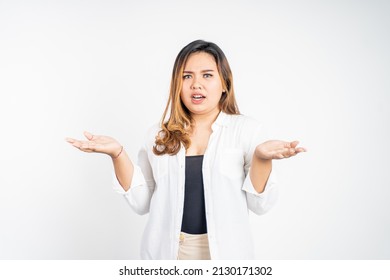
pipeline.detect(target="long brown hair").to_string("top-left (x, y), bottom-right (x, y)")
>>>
top-left (153, 40), bottom-right (240, 156)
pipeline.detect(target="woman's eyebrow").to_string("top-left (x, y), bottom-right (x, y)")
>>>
top-left (183, 69), bottom-right (215, 73)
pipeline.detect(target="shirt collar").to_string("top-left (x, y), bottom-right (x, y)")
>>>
top-left (212, 111), bottom-right (230, 128)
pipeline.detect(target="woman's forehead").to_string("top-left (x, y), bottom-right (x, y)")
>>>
top-left (184, 52), bottom-right (217, 71)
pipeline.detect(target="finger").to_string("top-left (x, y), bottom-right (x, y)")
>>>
top-left (268, 149), bottom-right (285, 159)
top-left (286, 147), bottom-right (307, 157)
top-left (71, 141), bottom-right (82, 148)
top-left (71, 140), bottom-right (91, 149)
top-left (65, 137), bottom-right (75, 143)
top-left (78, 147), bottom-right (93, 153)
top-left (276, 153), bottom-right (285, 159)
top-left (80, 141), bottom-right (97, 150)
top-left (290, 141), bottom-right (299, 148)
top-left (84, 131), bottom-right (94, 141)
top-left (277, 147), bottom-right (296, 156)
top-left (79, 146), bottom-right (94, 152)
top-left (67, 140), bottom-right (93, 153)
top-left (279, 148), bottom-right (296, 158)
top-left (284, 142), bottom-right (292, 148)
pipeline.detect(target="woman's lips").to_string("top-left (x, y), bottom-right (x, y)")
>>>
top-left (191, 94), bottom-right (205, 104)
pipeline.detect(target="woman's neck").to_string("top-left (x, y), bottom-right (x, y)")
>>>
top-left (191, 109), bottom-right (221, 129)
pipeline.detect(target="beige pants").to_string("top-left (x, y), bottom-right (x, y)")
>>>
top-left (177, 232), bottom-right (211, 260)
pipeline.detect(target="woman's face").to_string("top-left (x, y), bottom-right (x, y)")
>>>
top-left (180, 52), bottom-right (224, 118)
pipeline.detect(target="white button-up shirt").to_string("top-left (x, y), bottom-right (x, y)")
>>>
top-left (112, 112), bottom-right (278, 259)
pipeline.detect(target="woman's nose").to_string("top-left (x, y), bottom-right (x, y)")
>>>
top-left (191, 78), bottom-right (202, 89)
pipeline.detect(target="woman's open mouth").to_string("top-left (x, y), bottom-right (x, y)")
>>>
top-left (191, 94), bottom-right (205, 104)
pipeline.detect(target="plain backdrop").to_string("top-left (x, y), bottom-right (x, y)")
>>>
top-left (0, 0), bottom-right (389, 259)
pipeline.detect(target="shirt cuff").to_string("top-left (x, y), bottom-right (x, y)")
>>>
top-left (242, 167), bottom-right (277, 196)
top-left (111, 164), bottom-right (147, 194)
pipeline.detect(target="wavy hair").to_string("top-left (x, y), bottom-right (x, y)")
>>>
top-left (153, 40), bottom-right (240, 155)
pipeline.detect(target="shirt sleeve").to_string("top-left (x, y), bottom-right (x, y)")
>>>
top-left (241, 119), bottom-right (278, 215)
top-left (242, 167), bottom-right (278, 215)
top-left (112, 135), bottom-right (156, 215)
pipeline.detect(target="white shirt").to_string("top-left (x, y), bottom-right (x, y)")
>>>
top-left (112, 112), bottom-right (278, 259)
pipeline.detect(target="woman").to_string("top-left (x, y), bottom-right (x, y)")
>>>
top-left (66, 40), bottom-right (306, 260)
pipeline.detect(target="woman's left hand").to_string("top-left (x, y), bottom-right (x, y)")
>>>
top-left (255, 140), bottom-right (306, 160)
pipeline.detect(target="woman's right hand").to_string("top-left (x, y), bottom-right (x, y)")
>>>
top-left (66, 131), bottom-right (123, 159)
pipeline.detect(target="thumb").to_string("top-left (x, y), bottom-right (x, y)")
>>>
top-left (83, 131), bottom-right (94, 141)
top-left (290, 141), bottom-right (299, 148)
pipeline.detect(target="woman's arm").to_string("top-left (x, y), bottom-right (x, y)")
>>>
top-left (112, 150), bottom-right (134, 191)
top-left (249, 157), bottom-right (272, 193)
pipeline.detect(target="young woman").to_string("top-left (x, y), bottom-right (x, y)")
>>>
top-left (66, 40), bottom-right (306, 260)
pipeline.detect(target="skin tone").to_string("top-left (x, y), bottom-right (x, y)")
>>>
top-left (66, 51), bottom-right (306, 193)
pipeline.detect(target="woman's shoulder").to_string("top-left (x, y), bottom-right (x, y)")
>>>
top-left (227, 113), bottom-right (263, 130)
top-left (226, 114), bottom-right (268, 149)
top-left (142, 123), bottom-right (161, 147)
top-left (146, 122), bottom-right (161, 135)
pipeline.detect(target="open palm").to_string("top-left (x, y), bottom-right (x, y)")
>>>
top-left (66, 131), bottom-right (122, 158)
top-left (255, 140), bottom-right (306, 160)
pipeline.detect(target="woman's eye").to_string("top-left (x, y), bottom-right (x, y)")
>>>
top-left (204, 73), bottom-right (212, 78)
top-left (183, 75), bottom-right (191, 79)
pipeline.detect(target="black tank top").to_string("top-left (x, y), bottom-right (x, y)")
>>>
top-left (180, 155), bottom-right (207, 234)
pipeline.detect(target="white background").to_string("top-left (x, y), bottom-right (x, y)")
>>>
top-left (0, 0), bottom-right (389, 259)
